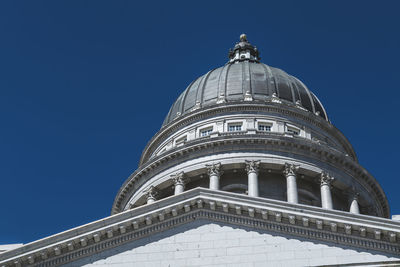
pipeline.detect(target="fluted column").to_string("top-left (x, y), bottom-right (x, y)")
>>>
top-left (283, 163), bottom-right (299, 204)
top-left (171, 171), bottom-right (187, 195)
top-left (349, 193), bottom-right (360, 214)
top-left (206, 162), bottom-right (222, 190)
top-left (245, 160), bottom-right (260, 197)
top-left (320, 172), bottom-right (334, 209)
top-left (144, 186), bottom-right (158, 204)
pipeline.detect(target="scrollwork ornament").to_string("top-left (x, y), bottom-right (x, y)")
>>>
top-left (283, 163), bottom-right (299, 177)
top-left (320, 171), bottom-right (334, 186)
top-left (144, 185), bottom-right (159, 201)
top-left (205, 162), bottom-right (222, 177)
top-left (245, 160), bottom-right (260, 174)
top-left (171, 171), bottom-right (188, 187)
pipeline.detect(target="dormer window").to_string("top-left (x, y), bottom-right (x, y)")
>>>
top-left (228, 123), bottom-right (242, 132)
top-left (200, 127), bottom-right (213, 137)
top-left (258, 123), bottom-right (272, 132)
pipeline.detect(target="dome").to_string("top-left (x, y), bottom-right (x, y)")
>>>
top-left (163, 35), bottom-right (328, 127)
top-left (112, 34), bottom-right (389, 220)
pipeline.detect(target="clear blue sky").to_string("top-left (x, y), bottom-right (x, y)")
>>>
top-left (1, 1), bottom-right (399, 244)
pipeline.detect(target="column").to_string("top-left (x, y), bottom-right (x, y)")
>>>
top-left (349, 193), bottom-right (360, 214)
top-left (320, 172), bottom-right (334, 209)
top-left (245, 160), bottom-right (260, 197)
top-left (171, 171), bottom-right (187, 195)
top-left (144, 185), bottom-right (158, 204)
top-left (206, 162), bottom-right (222, 190)
top-left (283, 163), bottom-right (299, 204)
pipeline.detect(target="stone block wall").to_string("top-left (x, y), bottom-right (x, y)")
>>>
top-left (64, 220), bottom-right (399, 267)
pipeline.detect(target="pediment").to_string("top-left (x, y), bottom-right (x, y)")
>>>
top-left (1, 188), bottom-right (400, 267)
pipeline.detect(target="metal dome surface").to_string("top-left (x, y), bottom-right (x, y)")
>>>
top-left (163, 36), bottom-right (328, 127)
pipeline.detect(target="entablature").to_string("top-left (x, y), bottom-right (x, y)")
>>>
top-left (2, 189), bottom-right (399, 267)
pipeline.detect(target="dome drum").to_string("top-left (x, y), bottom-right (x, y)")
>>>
top-left (140, 102), bottom-right (357, 166)
top-left (150, 111), bottom-right (349, 161)
top-left (124, 154), bottom-right (381, 217)
top-left (113, 131), bottom-right (388, 218)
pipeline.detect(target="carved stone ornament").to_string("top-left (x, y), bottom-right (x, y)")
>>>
top-left (244, 90), bottom-right (253, 101)
top-left (144, 185), bottom-right (159, 200)
top-left (245, 160), bottom-right (260, 174)
top-left (320, 171), bottom-right (334, 186)
top-left (283, 162), bottom-right (299, 177)
top-left (271, 92), bottom-right (282, 103)
top-left (191, 100), bottom-right (201, 111)
top-left (171, 171), bottom-right (188, 186)
top-left (216, 93), bottom-right (226, 104)
top-left (205, 162), bottom-right (222, 176)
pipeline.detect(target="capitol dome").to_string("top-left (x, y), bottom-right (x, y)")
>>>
top-left (2, 33), bottom-right (399, 267)
top-left (112, 34), bottom-right (389, 220)
top-left (163, 35), bottom-right (328, 126)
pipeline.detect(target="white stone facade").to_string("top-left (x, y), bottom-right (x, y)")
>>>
top-left (1, 188), bottom-right (399, 267)
top-left (63, 220), bottom-right (399, 267)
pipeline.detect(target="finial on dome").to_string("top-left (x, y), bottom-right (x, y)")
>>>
top-left (228, 34), bottom-right (260, 63)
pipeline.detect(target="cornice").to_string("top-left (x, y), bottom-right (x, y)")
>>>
top-left (139, 102), bottom-right (357, 165)
top-left (112, 133), bottom-right (389, 217)
top-left (1, 189), bottom-right (399, 267)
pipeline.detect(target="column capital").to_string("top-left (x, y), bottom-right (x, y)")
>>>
top-left (144, 185), bottom-right (159, 201)
top-left (320, 171), bottom-right (334, 186)
top-left (350, 191), bottom-right (360, 201)
top-left (245, 160), bottom-right (260, 174)
top-left (170, 171), bottom-right (188, 186)
top-left (206, 162), bottom-right (222, 176)
top-left (283, 163), bottom-right (299, 177)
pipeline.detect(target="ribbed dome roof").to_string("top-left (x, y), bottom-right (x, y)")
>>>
top-left (163, 35), bottom-right (328, 127)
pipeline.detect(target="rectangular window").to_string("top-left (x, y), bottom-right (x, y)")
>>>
top-left (287, 127), bottom-right (299, 136)
top-left (200, 128), bottom-right (213, 137)
top-left (175, 136), bottom-right (187, 146)
top-left (228, 124), bottom-right (242, 132)
top-left (258, 124), bottom-right (272, 132)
